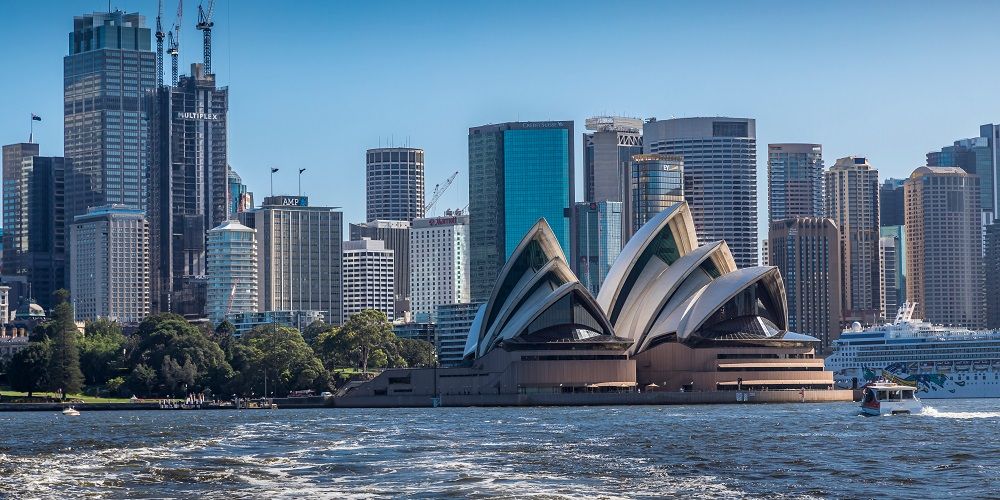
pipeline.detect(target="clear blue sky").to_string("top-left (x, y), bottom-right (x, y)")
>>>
top-left (3, 1), bottom-right (1000, 234)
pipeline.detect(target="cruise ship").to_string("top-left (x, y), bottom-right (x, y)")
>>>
top-left (825, 303), bottom-right (1000, 398)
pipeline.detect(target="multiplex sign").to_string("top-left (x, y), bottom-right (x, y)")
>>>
top-left (175, 111), bottom-right (224, 121)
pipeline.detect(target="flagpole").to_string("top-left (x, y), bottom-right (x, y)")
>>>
top-left (29, 114), bottom-right (33, 143)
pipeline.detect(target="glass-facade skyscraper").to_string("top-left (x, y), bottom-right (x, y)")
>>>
top-left (468, 121), bottom-right (574, 302)
top-left (64, 11), bottom-right (155, 218)
top-left (583, 116), bottom-right (643, 203)
top-left (623, 154), bottom-right (684, 240)
top-left (643, 117), bottom-right (758, 268)
top-left (572, 201), bottom-right (622, 296)
top-left (767, 143), bottom-right (824, 223)
top-left (879, 178), bottom-right (906, 227)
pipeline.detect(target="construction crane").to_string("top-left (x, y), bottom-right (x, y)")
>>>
top-left (155, 0), bottom-right (165, 87)
top-left (424, 171), bottom-right (459, 217)
top-left (196, 0), bottom-right (216, 74)
top-left (168, 0), bottom-right (183, 85)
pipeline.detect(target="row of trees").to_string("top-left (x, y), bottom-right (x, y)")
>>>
top-left (2, 294), bottom-right (436, 399)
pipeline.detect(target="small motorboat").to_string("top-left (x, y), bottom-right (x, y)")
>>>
top-left (861, 380), bottom-right (922, 415)
top-left (61, 407), bottom-right (80, 416)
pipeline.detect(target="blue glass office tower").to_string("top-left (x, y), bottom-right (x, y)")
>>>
top-left (927, 133), bottom-right (995, 225)
top-left (64, 11), bottom-right (155, 219)
top-left (573, 201), bottom-right (622, 296)
top-left (468, 121), bottom-right (574, 302)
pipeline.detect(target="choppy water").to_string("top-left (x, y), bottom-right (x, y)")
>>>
top-left (1, 400), bottom-right (998, 498)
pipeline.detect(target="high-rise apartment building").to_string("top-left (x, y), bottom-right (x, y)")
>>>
top-left (409, 212), bottom-right (470, 321)
top-left (572, 201), bottom-right (623, 296)
top-left (69, 206), bottom-right (150, 323)
top-left (879, 236), bottom-right (899, 321)
top-left (825, 156), bottom-right (881, 325)
top-left (583, 116), bottom-right (643, 203)
top-left (622, 154), bottom-right (684, 240)
top-left (350, 220), bottom-right (410, 317)
top-left (904, 167), bottom-right (984, 328)
top-left (206, 220), bottom-right (258, 324)
top-left (342, 238), bottom-right (395, 322)
top-left (643, 117), bottom-right (758, 267)
top-left (768, 217), bottom-right (842, 353)
top-left (2, 143), bottom-right (40, 275)
top-left (436, 302), bottom-right (481, 367)
top-left (2, 155), bottom-right (69, 310)
top-left (366, 147), bottom-right (425, 223)
top-left (768, 143), bottom-right (824, 223)
top-left (879, 178), bottom-right (906, 227)
top-left (149, 63), bottom-right (229, 315)
top-left (239, 196), bottom-right (343, 325)
top-left (468, 121), bottom-right (574, 302)
top-left (879, 225), bottom-right (906, 316)
top-left (64, 11), bottom-right (155, 217)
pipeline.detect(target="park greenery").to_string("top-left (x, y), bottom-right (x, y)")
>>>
top-left (0, 291), bottom-right (436, 399)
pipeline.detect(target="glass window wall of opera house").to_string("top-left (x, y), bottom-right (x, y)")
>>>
top-left (345, 202), bottom-right (836, 400)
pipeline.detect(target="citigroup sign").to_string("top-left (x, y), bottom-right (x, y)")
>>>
top-left (175, 111), bottom-right (224, 121)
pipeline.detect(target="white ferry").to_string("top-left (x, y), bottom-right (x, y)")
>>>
top-left (825, 303), bottom-right (1000, 399)
top-left (860, 380), bottom-right (922, 415)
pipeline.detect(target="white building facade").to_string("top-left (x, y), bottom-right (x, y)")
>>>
top-left (409, 212), bottom-right (470, 321)
top-left (342, 238), bottom-right (395, 321)
top-left (69, 206), bottom-right (151, 323)
top-left (207, 220), bottom-right (259, 324)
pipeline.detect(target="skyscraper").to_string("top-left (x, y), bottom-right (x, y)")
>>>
top-left (622, 154), bottom-right (684, 240)
top-left (149, 63), bottom-right (229, 314)
top-left (767, 143), bottom-right (824, 223)
top-left (879, 178), bottom-right (906, 227)
top-left (572, 201), bottom-right (623, 296)
top-left (468, 121), bottom-right (574, 302)
top-left (825, 156), bottom-right (881, 325)
top-left (228, 169), bottom-right (253, 216)
top-left (904, 167), bottom-right (984, 328)
top-left (366, 147), bottom-right (425, 222)
top-left (582, 116), bottom-right (643, 203)
top-left (436, 302), bottom-right (481, 367)
top-left (239, 196), bottom-right (343, 325)
top-left (69, 206), bottom-right (150, 323)
top-left (2, 155), bottom-right (69, 310)
top-left (206, 220), bottom-right (258, 324)
top-left (986, 223), bottom-right (1000, 328)
top-left (768, 217), bottom-right (841, 353)
top-left (2, 143), bottom-right (40, 274)
top-left (64, 11), bottom-right (155, 217)
top-left (409, 212), bottom-right (470, 321)
top-left (342, 238), bottom-right (395, 321)
top-left (643, 117), bottom-right (758, 267)
top-left (349, 220), bottom-right (410, 317)
top-left (879, 225), bottom-right (906, 315)
top-left (879, 235), bottom-right (899, 321)
top-left (927, 130), bottom-right (995, 226)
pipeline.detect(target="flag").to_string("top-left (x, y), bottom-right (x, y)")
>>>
top-left (299, 168), bottom-right (306, 174)
top-left (31, 114), bottom-right (42, 121)
top-left (270, 167), bottom-right (279, 173)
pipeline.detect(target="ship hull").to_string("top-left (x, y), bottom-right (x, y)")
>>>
top-left (830, 364), bottom-right (1000, 399)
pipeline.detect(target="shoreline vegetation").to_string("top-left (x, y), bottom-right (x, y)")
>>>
top-left (0, 291), bottom-right (436, 406)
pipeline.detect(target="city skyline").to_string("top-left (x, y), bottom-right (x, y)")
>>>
top-left (3, 2), bottom-right (1000, 235)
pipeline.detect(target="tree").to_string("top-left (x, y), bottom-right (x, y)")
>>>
top-left (129, 314), bottom-right (234, 396)
top-left (397, 338), bottom-right (437, 368)
top-left (8, 343), bottom-right (50, 396)
top-left (79, 319), bottom-right (126, 386)
top-left (231, 325), bottom-right (327, 396)
top-left (128, 363), bottom-right (158, 396)
top-left (302, 320), bottom-right (333, 347)
top-left (334, 309), bottom-right (396, 373)
top-left (46, 290), bottom-right (84, 396)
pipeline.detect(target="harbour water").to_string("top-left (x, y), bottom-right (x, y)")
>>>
top-left (1, 400), bottom-right (998, 498)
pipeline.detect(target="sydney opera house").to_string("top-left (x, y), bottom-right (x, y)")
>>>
top-left (347, 203), bottom-right (835, 402)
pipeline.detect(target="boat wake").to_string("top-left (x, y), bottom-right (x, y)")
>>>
top-left (919, 406), bottom-right (1000, 419)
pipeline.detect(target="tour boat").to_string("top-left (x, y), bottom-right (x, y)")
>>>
top-left (860, 381), bottom-right (922, 416)
top-left (61, 407), bottom-right (80, 416)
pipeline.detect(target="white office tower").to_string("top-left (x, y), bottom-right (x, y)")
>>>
top-left (69, 206), bottom-right (151, 323)
top-left (207, 220), bottom-right (259, 324)
top-left (343, 238), bottom-right (395, 321)
top-left (410, 212), bottom-right (470, 321)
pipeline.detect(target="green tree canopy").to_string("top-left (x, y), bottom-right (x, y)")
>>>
top-left (129, 313), bottom-right (234, 396)
top-left (231, 325), bottom-right (327, 396)
top-left (46, 290), bottom-right (84, 396)
top-left (318, 309), bottom-right (397, 373)
top-left (302, 319), bottom-right (334, 347)
top-left (397, 338), bottom-right (437, 368)
top-left (79, 319), bottom-right (126, 386)
top-left (8, 342), bottom-right (50, 396)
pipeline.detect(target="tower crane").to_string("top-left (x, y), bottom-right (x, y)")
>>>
top-left (196, 0), bottom-right (216, 74)
top-left (155, 0), bottom-right (165, 87)
top-left (423, 171), bottom-right (459, 217)
top-left (168, 0), bottom-right (183, 85)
